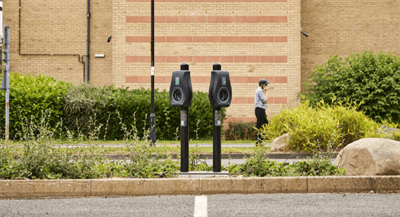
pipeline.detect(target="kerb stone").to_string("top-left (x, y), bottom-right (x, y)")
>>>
top-left (0, 180), bottom-right (90, 199)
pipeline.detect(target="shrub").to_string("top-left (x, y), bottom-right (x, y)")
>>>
top-left (262, 100), bottom-right (340, 152)
top-left (0, 73), bottom-right (72, 139)
top-left (261, 98), bottom-right (385, 152)
top-left (0, 112), bottom-right (348, 179)
top-left (0, 108), bottom-right (180, 180)
top-left (329, 98), bottom-right (380, 144)
top-left (1, 73), bottom-right (223, 141)
top-left (231, 146), bottom-right (345, 177)
top-left (123, 143), bottom-right (179, 178)
top-left (0, 141), bottom-right (180, 180)
top-left (302, 51), bottom-right (400, 123)
top-left (224, 120), bottom-right (257, 140)
top-left (63, 83), bottom-right (226, 140)
top-left (62, 83), bottom-right (116, 140)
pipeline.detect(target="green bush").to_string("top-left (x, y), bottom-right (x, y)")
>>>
top-left (0, 73), bottom-right (226, 140)
top-left (63, 83), bottom-right (226, 140)
top-left (0, 141), bottom-right (180, 180)
top-left (0, 73), bottom-right (72, 139)
top-left (62, 83), bottom-right (116, 140)
top-left (262, 100), bottom-right (340, 152)
top-left (231, 146), bottom-right (345, 177)
top-left (261, 98), bottom-right (386, 152)
top-left (302, 51), bottom-right (400, 123)
top-left (0, 115), bottom-right (179, 179)
top-left (224, 120), bottom-right (257, 140)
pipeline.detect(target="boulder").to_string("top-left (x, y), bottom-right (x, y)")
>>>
top-left (270, 133), bottom-right (290, 152)
top-left (334, 138), bottom-right (400, 175)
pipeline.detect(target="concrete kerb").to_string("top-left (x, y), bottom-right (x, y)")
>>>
top-left (1, 176), bottom-right (399, 199)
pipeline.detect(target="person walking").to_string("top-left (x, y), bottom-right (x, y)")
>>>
top-left (254, 79), bottom-right (270, 144)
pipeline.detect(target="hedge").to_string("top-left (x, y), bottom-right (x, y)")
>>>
top-left (0, 73), bottom-right (72, 138)
top-left (63, 83), bottom-right (226, 140)
top-left (224, 120), bottom-right (257, 140)
top-left (0, 73), bottom-right (226, 140)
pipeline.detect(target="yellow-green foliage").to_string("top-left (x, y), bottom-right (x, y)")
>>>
top-left (390, 131), bottom-right (400, 141)
top-left (261, 97), bottom-right (393, 152)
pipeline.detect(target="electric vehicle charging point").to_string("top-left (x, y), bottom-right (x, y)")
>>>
top-left (169, 63), bottom-right (192, 172)
top-left (209, 63), bottom-right (232, 173)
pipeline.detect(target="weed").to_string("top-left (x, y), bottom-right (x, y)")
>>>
top-left (230, 138), bottom-right (345, 177)
top-left (0, 103), bottom-right (347, 179)
top-left (189, 119), bottom-right (211, 171)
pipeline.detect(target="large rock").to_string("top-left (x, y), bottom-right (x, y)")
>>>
top-left (270, 133), bottom-right (290, 152)
top-left (334, 138), bottom-right (400, 175)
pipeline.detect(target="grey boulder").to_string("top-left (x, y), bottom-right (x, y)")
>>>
top-left (270, 133), bottom-right (290, 152)
top-left (334, 138), bottom-right (400, 175)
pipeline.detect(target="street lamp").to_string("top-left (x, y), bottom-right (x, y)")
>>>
top-left (149, 0), bottom-right (156, 146)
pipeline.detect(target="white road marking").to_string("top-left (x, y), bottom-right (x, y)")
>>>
top-left (194, 196), bottom-right (208, 217)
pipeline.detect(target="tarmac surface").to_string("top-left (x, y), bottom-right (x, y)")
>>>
top-left (1, 194), bottom-right (400, 217)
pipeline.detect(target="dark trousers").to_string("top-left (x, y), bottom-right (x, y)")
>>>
top-left (255, 108), bottom-right (268, 143)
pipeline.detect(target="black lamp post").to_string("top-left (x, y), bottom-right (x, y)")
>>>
top-left (149, 0), bottom-right (156, 146)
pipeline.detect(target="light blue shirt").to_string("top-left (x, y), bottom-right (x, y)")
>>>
top-left (254, 86), bottom-right (267, 109)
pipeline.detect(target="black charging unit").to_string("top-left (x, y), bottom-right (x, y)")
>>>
top-left (169, 63), bottom-right (192, 172)
top-left (208, 63), bottom-right (232, 172)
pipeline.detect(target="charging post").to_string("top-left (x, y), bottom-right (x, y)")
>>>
top-left (208, 63), bottom-right (232, 172)
top-left (169, 63), bottom-right (192, 172)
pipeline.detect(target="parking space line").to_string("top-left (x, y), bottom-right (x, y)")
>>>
top-left (194, 196), bottom-right (208, 217)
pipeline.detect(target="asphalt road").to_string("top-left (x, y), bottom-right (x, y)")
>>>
top-left (1, 193), bottom-right (399, 217)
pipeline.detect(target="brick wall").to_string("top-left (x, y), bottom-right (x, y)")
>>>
top-left (301, 0), bottom-right (400, 91)
top-left (4, 0), bottom-right (301, 122)
top-left (117, 0), bottom-right (302, 122)
top-left (5, 0), bottom-right (400, 124)
top-left (3, 0), bottom-right (113, 86)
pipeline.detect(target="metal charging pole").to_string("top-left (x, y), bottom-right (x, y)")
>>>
top-left (149, 0), bottom-right (156, 146)
top-left (212, 63), bottom-right (222, 173)
top-left (180, 64), bottom-right (189, 172)
top-left (213, 108), bottom-right (222, 172)
top-left (181, 107), bottom-right (189, 172)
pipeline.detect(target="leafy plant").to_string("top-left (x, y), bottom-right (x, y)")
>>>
top-left (224, 120), bottom-right (257, 140)
top-left (0, 108), bottom-right (180, 179)
top-left (233, 143), bottom-right (345, 177)
top-left (0, 73), bottom-right (72, 139)
top-left (302, 51), bottom-right (400, 123)
top-left (189, 119), bottom-right (211, 171)
top-left (260, 97), bottom-right (388, 152)
top-left (63, 83), bottom-right (224, 140)
top-left (0, 73), bottom-right (226, 140)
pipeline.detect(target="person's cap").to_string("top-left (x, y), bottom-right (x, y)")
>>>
top-left (259, 79), bottom-right (270, 86)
